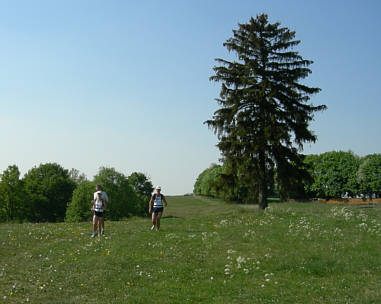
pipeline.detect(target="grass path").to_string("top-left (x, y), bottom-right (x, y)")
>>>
top-left (1, 196), bottom-right (381, 303)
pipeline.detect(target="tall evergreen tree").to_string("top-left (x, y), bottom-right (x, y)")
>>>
top-left (206, 14), bottom-right (326, 209)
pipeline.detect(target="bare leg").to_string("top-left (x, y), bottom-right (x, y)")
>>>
top-left (155, 212), bottom-right (163, 231)
top-left (92, 215), bottom-right (99, 237)
top-left (101, 218), bottom-right (105, 232)
top-left (93, 215), bottom-right (97, 233)
top-left (98, 217), bottom-right (104, 236)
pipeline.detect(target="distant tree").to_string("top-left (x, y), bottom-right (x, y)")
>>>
top-left (206, 14), bottom-right (326, 209)
top-left (23, 163), bottom-right (75, 222)
top-left (0, 165), bottom-right (27, 221)
top-left (127, 172), bottom-right (153, 199)
top-left (68, 168), bottom-right (87, 186)
top-left (65, 181), bottom-right (95, 222)
top-left (304, 151), bottom-right (360, 198)
top-left (194, 164), bottom-right (225, 198)
top-left (94, 167), bottom-right (144, 219)
top-left (357, 154), bottom-right (381, 198)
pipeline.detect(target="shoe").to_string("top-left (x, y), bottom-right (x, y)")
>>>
top-left (91, 232), bottom-right (97, 238)
top-left (101, 229), bottom-right (104, 236)
top-left (150, 225), bottom-right (155, 231)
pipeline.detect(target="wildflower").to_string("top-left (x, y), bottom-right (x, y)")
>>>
top-left (236, 256), bottom-right (245, 264)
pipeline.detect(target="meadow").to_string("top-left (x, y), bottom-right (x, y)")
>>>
top-left (1, 196), bottom-right (381, 303)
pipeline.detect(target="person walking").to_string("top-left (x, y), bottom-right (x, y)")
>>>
top-left (91, 191), bottom-right (105, 237)
top-left (148, 186), bottom-right (167, 231)
top-left (93, 184), bottom-right (108, 235)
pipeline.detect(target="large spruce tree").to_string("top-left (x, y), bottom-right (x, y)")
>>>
top-left (206, 14), bottom-right (326, 209)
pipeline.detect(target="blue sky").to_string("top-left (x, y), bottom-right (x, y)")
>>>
top-left (0, 0), bottom-right (380, 194)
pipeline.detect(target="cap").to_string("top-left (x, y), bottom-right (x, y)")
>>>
top-left (155, 186), bottom-right (161, 190)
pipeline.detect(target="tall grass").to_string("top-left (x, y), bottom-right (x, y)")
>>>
top-left (1, 196), bottom-right (380, 303)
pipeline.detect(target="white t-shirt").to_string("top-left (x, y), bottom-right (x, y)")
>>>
top-left (94, 191), bottom-right (109, 202)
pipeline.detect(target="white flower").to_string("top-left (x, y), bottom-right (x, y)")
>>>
top-left (236, 256), bottom-right (245, 264)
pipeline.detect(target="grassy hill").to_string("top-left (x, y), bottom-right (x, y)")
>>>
top-left (1, 196), bottom-right (381, 303)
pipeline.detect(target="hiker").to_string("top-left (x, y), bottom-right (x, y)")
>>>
top-left (93, 184), bottom-right (108, 235)
top-left (148, 186), bottom-right (168, 231)
top-left (91, 191), bottom-right (105, 237)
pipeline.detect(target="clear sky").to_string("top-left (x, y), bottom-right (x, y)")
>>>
top-left (0, 0), bottom-right (380, 194)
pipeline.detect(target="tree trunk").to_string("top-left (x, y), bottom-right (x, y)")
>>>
top-left (258, 181), bottom-right (268, 209)
top-left (258, 151), bottom-right (268, 210)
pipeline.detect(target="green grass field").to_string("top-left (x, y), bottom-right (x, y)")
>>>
top-left (1, 196), bottom-right (381, 303)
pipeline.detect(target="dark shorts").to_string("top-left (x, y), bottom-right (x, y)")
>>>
top-left (94, 211), bottom-right (104, 217)
top-left (152, 207), bottom-right (164, 214)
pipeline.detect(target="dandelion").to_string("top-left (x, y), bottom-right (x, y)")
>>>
top-left (210, 276), bottom-right (214, 280)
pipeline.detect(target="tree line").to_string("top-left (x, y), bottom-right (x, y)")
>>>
top-left (194, 151), bottom-right (381, 202)
top-left (0, 163), bottom-right (153, 222)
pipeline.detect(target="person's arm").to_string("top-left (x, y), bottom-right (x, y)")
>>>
top-left (148, 196), bottom-right (153, 213)
top-left (102, 192), bottom-right (108, 210)
top-left (163, 195), bottom-right (168, 207)
top-left (91, 199), bottom-right (95, 211)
